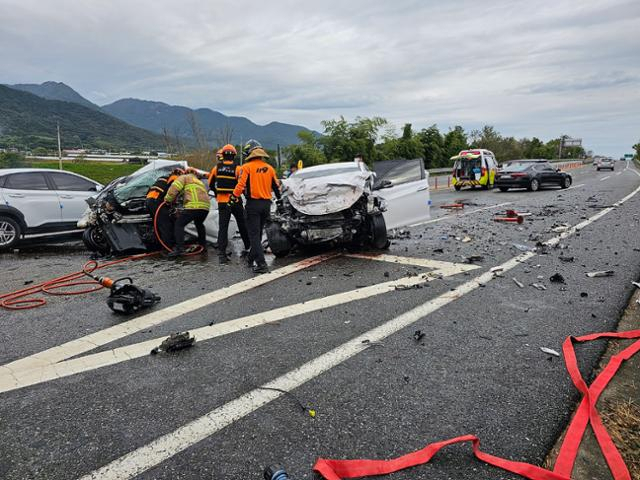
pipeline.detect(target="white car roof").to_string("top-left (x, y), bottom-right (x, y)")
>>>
top-left (291, 162), bottom-right (368, 174)
top-left (0, 168), bottom-right (103, 186)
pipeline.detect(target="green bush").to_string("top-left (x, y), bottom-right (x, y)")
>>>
top-left (0, 152), bottom-right (26, 168)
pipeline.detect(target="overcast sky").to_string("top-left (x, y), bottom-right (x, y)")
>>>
top-left (1, 0), bottom-right (639, 155)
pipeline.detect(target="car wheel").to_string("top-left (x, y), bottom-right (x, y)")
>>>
top-left (498, 187), bottom-right (509, 192)
top-left (528, 178), bottom-right (540, 192)
top-left (454, 184), bottom-right (462, 191)
top-left (265, 222), bottom-right (291, 258)
top-left (0, 216), bottom-right (21, 250)
top-left (369, 212), bottom-right (388, 249)
top-left (561, 177), bottom-right (572, 189)
top-left (82, 226), bottom-right (110, 254)
top-left (597, 168), bottom-right (601, 171)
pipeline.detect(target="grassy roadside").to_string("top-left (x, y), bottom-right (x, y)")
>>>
top-left (27, 160), bottom-right (141, 184)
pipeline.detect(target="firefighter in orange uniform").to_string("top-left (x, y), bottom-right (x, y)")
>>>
top-left (230, 144), bottom-right (280, 274)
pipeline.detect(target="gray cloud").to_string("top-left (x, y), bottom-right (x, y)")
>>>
top-left (0, 0), bottom-right (638, 155)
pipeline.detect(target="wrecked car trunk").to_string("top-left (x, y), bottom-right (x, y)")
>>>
top-left (266, 163), bottom-right (388, 257)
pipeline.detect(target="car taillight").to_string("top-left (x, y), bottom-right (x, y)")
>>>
top-left (511, 173), bottom-right (527, 177)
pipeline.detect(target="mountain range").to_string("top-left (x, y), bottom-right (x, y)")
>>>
top-left (3, 81), bottom-right (313, 150)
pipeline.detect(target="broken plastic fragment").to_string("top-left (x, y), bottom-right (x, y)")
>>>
top-left (150, 331), bottom-right (195, 354)
top-left (512, 278), bottom-right (524, 288)
top-left (586, 271), bottom-right (614, 278)
top-left (540, 347), bottom-right (560, 357)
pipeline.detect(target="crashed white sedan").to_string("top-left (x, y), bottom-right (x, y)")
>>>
top-left (265, 159), bottom-right (430, 257)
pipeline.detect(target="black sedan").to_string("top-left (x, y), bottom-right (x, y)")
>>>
top-left (495, 161), bottom-right (572, 192)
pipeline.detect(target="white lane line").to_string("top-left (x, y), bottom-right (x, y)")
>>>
top-left (413, 202), bottom-right (512, 227)
top-left (0, 254), bottom-right (335, 374)
top-left (616, 171), bottom-right (623, 176)
top-left (76, 253), bottom-right (529, 480)
top-left (565, 183), bottom-right (584, 191)
top-left (0, 260), bottom-right (477, 395)
top-left (600, 175), bottom-right (611, 181)
top-left (78, 182), bottom-right (640, 480)
top-left (345, 253), bottom-right (479, 272)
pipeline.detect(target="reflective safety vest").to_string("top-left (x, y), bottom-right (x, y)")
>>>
top-left (214, 162), bottom-right (238, 193)
top-left (164, 174), bottom-right (211, 211)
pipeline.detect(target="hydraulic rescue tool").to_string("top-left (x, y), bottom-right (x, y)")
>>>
top-left (264, 465), bottom-right (292, 480)
top-left (83, 271), bottom-right (161, 314)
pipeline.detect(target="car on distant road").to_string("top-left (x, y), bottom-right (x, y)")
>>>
top-left (495, 160), bottom-right (572, 192)
top-left (595, 158), bottom-right (615, 171)
top-left (0, 168), bottom-right (103, 249)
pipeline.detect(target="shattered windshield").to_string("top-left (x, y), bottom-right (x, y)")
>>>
top-left (113, 167), bottom-right (174, 203)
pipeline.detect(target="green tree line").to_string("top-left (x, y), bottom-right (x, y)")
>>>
top-left (284, 117), bottom-right (586, 168)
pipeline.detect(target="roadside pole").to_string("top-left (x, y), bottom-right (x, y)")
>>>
top-left (57, 122), bottom-right (63, 170)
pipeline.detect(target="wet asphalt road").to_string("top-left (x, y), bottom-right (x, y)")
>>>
top-left (1, 161), bottom-right (639, 480)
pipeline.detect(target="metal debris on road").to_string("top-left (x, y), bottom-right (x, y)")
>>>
top-left (531, 283), bottom-right (547, 291)
top-left (586, 271), bottom-right (615, 278)
top-left (552, 224), bottom-right (570, 233)
top-left (413, 330), bottom-right (425, 342)
top-left (462, 236), bottom-right (472, 243)
top-left (464, 255), bottom-right (484, 263)
top-left (150, 332), bottom-right (195, 355)
top-left (540, 347), bottom-right (560, 357)
top-left (513, 278), bottom-right (524, 288)
top-left (559, 256), bottom-right (575, 262)
top-left (513, 243), bottom-right (534, 252)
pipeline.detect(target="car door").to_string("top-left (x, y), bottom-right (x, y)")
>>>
top-left (2, 172), bottom-right (62, 228)
top-left (373, 159), bottom-right (431, 230)
top-left (46, 171), bottom-right (101, 224)
top-left (538, 164), bottom-right (558, 185)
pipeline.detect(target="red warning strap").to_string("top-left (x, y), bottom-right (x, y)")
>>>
top-left (313, 329), bottom-right (640, 480)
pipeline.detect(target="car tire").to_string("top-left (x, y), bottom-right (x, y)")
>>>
top-left (498, 187), bottom-right (509, 192)
top-left (454, 184), bottom-right (462, 191)
top-left (561, 177), bottom-right (572, 189)
top-left (265, 222), bottom-right (291, 258)
top-left (0, 215), bottom-right (21, 250)
top-left (82, 226), bottom-right (110, 254)
top-left (369, 212), bottom-right (388, 249)
top-left (528, 178), bottom-right (540, 192)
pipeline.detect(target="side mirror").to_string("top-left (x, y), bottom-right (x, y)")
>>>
top-left (373, 179), bottom-right (393, 190)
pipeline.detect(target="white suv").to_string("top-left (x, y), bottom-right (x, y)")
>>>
top-left (0, 168), bottom-right (102, 249)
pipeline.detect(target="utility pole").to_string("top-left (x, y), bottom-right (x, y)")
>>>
top-left (57, 122), bottom-right (63, 170)
top-left (240, 136), bottom-right (244, 165)
top-left (558, 135), bottom-right (565, 160)
top-left (277, 144), bottom-right (281, 169)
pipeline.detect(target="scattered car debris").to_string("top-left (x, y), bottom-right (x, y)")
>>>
top-left (150, 332), bottom-right (195, 354)
top-left (550, 273), bottom-right (566, 284)
top-left (413, 330), bottom-right (425, 342)
top-left (586, 271), bottom-right (615, 278)
top-left (513, 243), bottom-right (534, 252)
top-left (462, 236), bottom-right (472, 243)
top-left (540, 347), bottom-right (560, 357)
top-left (388, 229), bottom-right (411, 240)
top-left (631, 281), bottom-right (640, 289)
top-left (440, 203), bottom-right (464, 209)
top-left (464, 255), bottom-right (484, 263)
top-left (395, 284), bottom-right (424, 291)
top-left (559, 256), bottom-right (575, 262)
top-left (513, 278), bottom-right (525, 288)
top-left (432, 248), bottom-right (444, 254)
top-left (531, 283), bottom-right (547, 291)
top-left (552, 224), bottom-right (570, 233)
top-left (580, 292), bottom-right (589, 297)
top-left (256, 386), bottom-right (316, 417)
top-left (494, 215), bottom-right (524, 224)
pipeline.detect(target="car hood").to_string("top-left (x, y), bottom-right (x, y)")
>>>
top-left (283, 169), bottom-right (373, 215)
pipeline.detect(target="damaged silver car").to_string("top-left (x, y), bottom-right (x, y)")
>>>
top-left (266, 159), bottom-right (430, 257)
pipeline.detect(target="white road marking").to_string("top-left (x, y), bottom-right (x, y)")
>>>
top-left (565, 183), bottom-right (584, 191)
top-left (345, 253), bottom-right (476, 272)
top-left (413, 202), bottom-right (512, 227)
top-left (0, 254), bottom-right (335, 374)
top-left (78, 181), bottom-right (640, 480)
top-left (0, 257), bottom-right (477, 395)
top-left (600, 175), bottom-right (611, 181)
top-left (616, 171), bottom-right (623, 176)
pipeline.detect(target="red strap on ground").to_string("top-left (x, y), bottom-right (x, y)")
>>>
top-left (313, 329), bottom-right (640, 480)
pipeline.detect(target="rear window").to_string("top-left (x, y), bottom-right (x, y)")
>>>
top-left (375, 159), bottom-right (423, 185)
top-left (4, 172), bottom-right (50, 190)
top-left (502, 163), bottom-right (532, 172)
